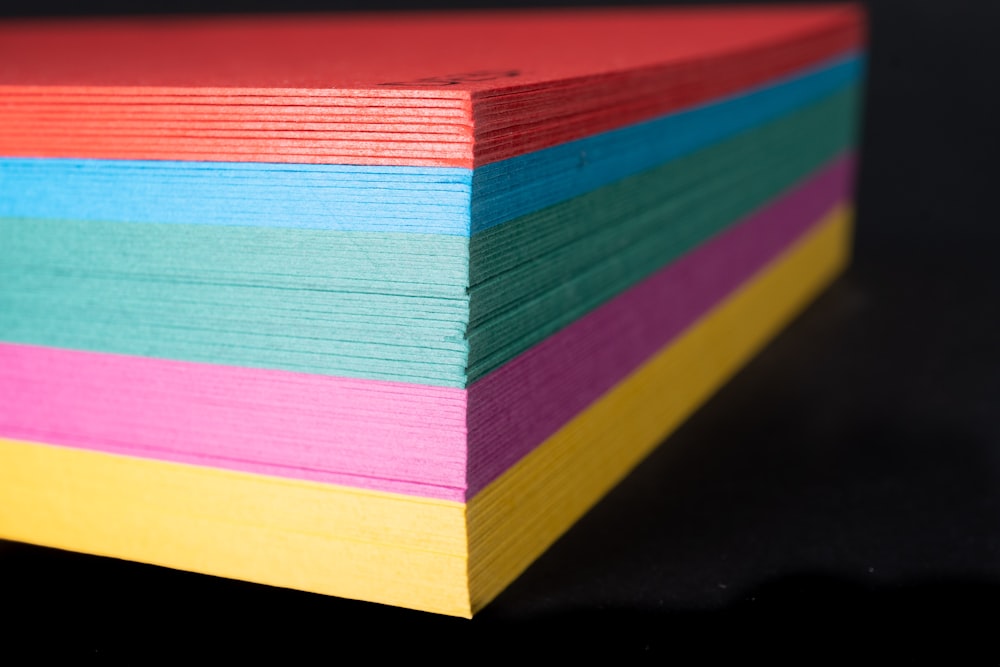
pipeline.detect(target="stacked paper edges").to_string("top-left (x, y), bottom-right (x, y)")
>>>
top-left (0, 8), bottom-right (865, 616)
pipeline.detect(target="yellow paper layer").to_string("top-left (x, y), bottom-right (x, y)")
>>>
top-left (0, 204), bottom-right (850, 617)
top-left (0, 439), bottom-right (471, 616)
top-left (467, 204), bottom-right (852, 612)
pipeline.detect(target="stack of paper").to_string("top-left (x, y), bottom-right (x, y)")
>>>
top-left (0, 7), bottom-right (865, 616)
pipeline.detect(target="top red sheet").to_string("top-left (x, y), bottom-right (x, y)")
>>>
top-left (0, 6), bottom-right (864, 167)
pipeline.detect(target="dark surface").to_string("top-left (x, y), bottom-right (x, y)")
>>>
top-left (2, 0), bottom-right (998, 656)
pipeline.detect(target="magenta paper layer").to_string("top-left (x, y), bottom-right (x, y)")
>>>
top-left (0, 347), bottom-right (470, 498)
top-left (465, 152), bottom-right (854, 496)
top-left (0, 152), bottom-right (851, 501)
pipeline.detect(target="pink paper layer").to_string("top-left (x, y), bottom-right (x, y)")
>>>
top-left (0, 346), bottom-right (469, 497)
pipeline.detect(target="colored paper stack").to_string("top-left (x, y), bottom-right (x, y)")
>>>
top-left (0, 7), bottom-right (865, 616)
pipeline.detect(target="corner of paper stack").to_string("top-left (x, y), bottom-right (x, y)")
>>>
top-left (0, 5), bottom-right (866, 617)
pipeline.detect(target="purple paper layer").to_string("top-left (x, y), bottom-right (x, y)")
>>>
top-left (466, 152), bottom-right (854, 496)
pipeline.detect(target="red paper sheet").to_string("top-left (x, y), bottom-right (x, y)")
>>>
top-left (0, 7), bottom-right (863, 166)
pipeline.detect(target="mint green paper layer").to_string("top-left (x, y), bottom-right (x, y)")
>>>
top-left (0, 227), bottom-right (471, 383)
top-left (0, 86), bottom-right (856, 387)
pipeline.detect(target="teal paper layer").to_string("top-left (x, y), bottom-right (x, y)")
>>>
top-left (467, 86), bottom-right (858, 380)
top-left (0, 87), bottom-right (857, 386)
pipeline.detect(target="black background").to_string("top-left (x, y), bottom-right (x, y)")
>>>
top-left (2, 0), bottom-right (998, 657)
